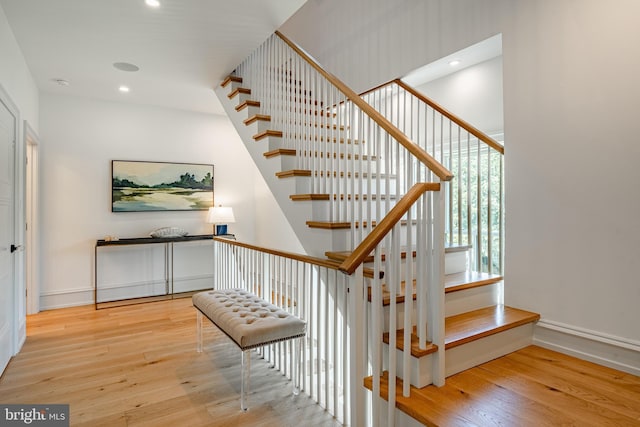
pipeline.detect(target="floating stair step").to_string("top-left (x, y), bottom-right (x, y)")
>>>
top-left (253, 129), bottom-right (282, 141)
top-left (244, 114), bottom-right (271, 126)
top-left (445, 305), bottom-right (540, 350)
top-left (383, 329), bottom-right (438, 358)
top-left (276, 169), bottom-right (311, 178)
top-left (227, 87), bottom-right (251, 99)
top-left (306, 221), bottom-right (351, 229)
top-left (235, 100), bottom-right (260, 112)
top-left (221, 75), bottom-right (242, 87)
top-left (263, 148), bottom-right (296, 158)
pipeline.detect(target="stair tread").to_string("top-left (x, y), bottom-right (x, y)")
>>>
top-left (244, 114), bottom-right (271, 126)
top-left (235, 100), bottom-right (260, 111)
top-left (253, 129), bottom-right (283, 141)
top-left (381, 305), bottom-right (538, 359)
top-left (264, 148), bottom-right (297, 158)
top-left (227, 87), bottom-right (251, 99)
top-left (276, 169), bottom-right (311, 178)
top-left (221, 75), bottom-right (242, 87)
top-left (445, 305), bottom-right (540, 349)
top-left (382, 329), bottom-right (438, 358)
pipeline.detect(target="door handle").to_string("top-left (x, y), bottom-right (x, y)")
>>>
top-left (10, 244), bottom-right (23, 253)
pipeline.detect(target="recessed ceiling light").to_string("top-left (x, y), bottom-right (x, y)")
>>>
top-left (119, 86), bottom-right (130, 93)
top-left (145, 0), bottom-right (160, 7)
top-left (449, 59), bottom-right (461, 66)
top-left (51, 78), bottom-right (70, 86)
top-left (113, 62), bottom-right (140, 72)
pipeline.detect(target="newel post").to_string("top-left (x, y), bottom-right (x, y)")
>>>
top-left (347, 264), bottom-right (366, 427)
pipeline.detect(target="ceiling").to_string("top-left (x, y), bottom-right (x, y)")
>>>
top-left (0, 0), bottom-right (307, 115)
top-left (402, 34), bottom-right (502, 88)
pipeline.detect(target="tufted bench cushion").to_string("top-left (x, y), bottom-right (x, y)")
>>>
top-left (192, 288), bottom-right (306, 350)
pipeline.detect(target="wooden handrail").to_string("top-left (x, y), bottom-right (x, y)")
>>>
top-left (213, 237), bottom-right (342, 270)
top-left (338, 182), bottom-right (440, 275)
top-left (275, 31), bottom-right (453, 182)
top-left (392, 79), bottom-right (504, 155)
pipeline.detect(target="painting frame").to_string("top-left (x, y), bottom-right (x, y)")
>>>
top-left (111, 160), bottom-right (214, 212)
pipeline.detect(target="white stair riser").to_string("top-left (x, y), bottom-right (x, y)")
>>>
top-left (376, 281), bottom-right (499, 333)
top-left (445, 281), bottom-right (501, 317)
top-left (382, 344), bottom-right (434, 388)
top-left (445, 323), bottom-right (535, 377)
top-left (278, 176), bottom-right (311, 194)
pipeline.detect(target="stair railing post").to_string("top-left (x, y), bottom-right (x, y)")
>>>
top-left (429, 182), bottom-right (447, 386)
top-left (347, 264), bottom-right (366, 427)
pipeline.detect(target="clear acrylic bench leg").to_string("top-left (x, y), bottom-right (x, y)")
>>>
top-left (241, 349), bottom-right (251, 411)
top-left (196, 310), bottom-right (203, 353)
top-left (195, 310), bottom-right (303, 411)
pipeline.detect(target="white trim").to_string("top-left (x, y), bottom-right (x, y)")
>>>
top-left (41, 273), bottom-right (214, 310)
top-left (40, 289), bottom-right (94, 310)
top-left (534, 319), bottom-right (640, 376)
top-left (0, 83), bottom-right (24, 363)
top-left (24, 121), bottom-right (39, 315)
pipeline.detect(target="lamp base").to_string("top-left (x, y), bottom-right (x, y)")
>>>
top-left (215, 224), bottom-right (228, 236)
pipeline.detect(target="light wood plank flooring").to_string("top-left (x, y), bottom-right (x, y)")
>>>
top-left (367, 345), bottom-right (640, 426)
top-left (0, 298), bottom-right (341, 427)
top-left (3, 298), bottom-right (640, 426)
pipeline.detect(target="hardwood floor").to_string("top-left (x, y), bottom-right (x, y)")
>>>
top-left (2, 298), bottom-right (639, 426)
top-left (367, 345), bottom-right (640, 426)
top-left (0, 298), bottom-right (341, 427)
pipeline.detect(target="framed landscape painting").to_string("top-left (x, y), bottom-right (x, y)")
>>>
top-left (112, 160), bottom-right (214, 212)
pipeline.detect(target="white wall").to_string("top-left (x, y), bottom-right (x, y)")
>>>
top-left (0, 3), bottom-right (40, 354)
top-left (0, 5), bottom-right (39, 130)
top-left (38, 93), bottom-right (260, 308)
top-left (281, 0), bottom-right (640, 371)
top-left (416, 56), bottom-right (504, 136)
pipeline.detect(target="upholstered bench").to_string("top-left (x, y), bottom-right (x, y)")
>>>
top-left (192, 288), bottom-right (306, 410)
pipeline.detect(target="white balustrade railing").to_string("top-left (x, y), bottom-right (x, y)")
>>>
top-left (362, 80), bottom-right (505, 274)
top-left (235, 32), bottom-right (451, 250)
top-left (213, 239), bottom-right (350, 424)
top-left (229, 32), bottom-right (453, 426)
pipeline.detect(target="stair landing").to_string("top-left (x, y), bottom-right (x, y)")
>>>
top-left (364, 345), bottom-right (640, 427)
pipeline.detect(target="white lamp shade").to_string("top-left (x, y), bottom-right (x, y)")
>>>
top-left (207, 206), bottom-right (235, 224)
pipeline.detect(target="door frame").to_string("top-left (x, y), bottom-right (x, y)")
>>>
top-left (25, 122), bottom-right (39, 315)
top-left (0, 83), bottom-right (25, 357)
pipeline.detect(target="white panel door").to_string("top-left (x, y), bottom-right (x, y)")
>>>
top-left (0, 98), bottom-right (16, 375)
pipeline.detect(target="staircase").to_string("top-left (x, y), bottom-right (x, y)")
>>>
top-left (215, 31), bottom-right (539, 426)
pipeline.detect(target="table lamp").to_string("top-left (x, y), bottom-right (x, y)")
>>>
top-left (207, 205), bottom-right (235, 236)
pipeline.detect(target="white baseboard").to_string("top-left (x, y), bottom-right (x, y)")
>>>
top-left (40, 274), bottom-right (215, 310)
top-left (40, 287), bottom-right (94, 310)
top-left (533, 319), bottom-right (640, 376)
